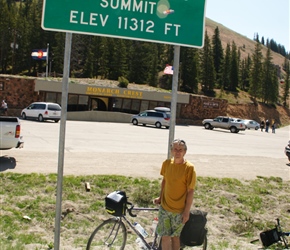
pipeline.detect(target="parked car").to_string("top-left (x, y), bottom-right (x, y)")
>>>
top-left (131, 109), bottom-right (170, 129)
top-left (202, 116), bottom-right (247, 133)
top-left (0, 116), bottom-right (24, 150)
top-left (243, 119), bottom-right (260, 130)
top-left (21, 102), bottom-right (61, 122)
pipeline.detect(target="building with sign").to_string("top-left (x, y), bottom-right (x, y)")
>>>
top-left (34, 79), bottom-right (189, 116)
top-left (0, 75), bottom-right (228, 125)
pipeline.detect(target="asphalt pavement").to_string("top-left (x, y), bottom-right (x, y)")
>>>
top-left (1, 120), bottom-right (289, 181)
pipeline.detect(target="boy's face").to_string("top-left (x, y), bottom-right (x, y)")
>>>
top-left (171, 143), bottom-right (186, 160)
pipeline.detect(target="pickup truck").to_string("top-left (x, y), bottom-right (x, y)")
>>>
top-left (202, 116), bottom-right (247, 133)
top-left (0, 116), bottom-right (24, 150)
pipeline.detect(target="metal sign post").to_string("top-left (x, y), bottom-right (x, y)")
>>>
top-left (167, 45), bottom-right (180, 159)
top-left (54, 32), bottom-right (72, 250)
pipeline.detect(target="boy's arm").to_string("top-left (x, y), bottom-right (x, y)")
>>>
top-left (182, 189), bottom-right (194, 224)
top-left (154, 178), bottom-right (165, 204)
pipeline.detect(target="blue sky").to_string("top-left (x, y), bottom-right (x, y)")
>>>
top-left (205, 0), bottom-right (290, 52)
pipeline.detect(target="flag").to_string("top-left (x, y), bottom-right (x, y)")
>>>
top-left (31, 49), bottom-right (47, 60)
top-left (163, 64), bottom-right (174, 75)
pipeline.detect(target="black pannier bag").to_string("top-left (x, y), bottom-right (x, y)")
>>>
top-left (260, 228), bottom-right (281, 247)
top-left (105, 191), bottom-right (127, 216)
top-left (180, 210), bottom-right (208, 246)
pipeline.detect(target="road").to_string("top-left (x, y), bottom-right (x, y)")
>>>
top-left (1, 120), bottom-right (289, 180)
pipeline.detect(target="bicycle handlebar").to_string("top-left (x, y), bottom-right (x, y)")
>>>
top-left (127, 202), bottom-right (137, 217)
top-left (126, 201), bottom-right (159, 217)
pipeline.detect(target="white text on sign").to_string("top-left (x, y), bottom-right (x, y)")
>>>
top-left (69, 10), bottom-right (181, 36)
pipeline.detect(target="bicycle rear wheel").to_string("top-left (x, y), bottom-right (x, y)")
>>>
top-left (86, 217), bottom-right (127, 250)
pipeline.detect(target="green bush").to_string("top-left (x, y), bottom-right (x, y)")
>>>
top-left (118, 76), bottom-right (129, 88)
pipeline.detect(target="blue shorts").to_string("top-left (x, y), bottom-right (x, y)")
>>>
top-left (156, 206), bottom-right (183, 237)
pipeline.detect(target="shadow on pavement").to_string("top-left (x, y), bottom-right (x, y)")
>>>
top-left (0, 155), bottom-right (16, 171)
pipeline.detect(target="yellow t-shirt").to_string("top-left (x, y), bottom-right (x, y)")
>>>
top-left (160, 159), bottom-right (196, 213)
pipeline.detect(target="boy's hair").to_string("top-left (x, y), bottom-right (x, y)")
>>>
top-left (171, 139), bottom-right (187, 151)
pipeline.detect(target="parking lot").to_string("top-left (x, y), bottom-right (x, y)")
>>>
top-left (1, 120), bottom-right (289, 180)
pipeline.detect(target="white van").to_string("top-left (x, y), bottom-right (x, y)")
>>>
top-left (131, 109), bottom-right (170, 129)
top-left (21, 102), bottom-right (61, 122)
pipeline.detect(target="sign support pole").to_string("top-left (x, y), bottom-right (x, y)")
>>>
top-left (54, 32), bottom-right (72, 250)
top-left (167, 45), bottom-right (180, 159)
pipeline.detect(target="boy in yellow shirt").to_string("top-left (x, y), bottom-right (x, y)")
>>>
top-left (154, 139), bottom-right (196, 250)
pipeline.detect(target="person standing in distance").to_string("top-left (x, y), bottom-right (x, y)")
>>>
top-left (265, 119), bottom-right (270, 132)
top-left (285, 140), bottom-right (290, 166)
top-left (1, 100), bottom-right (8, 115)
top-left (154, 139), bottom-right (196, 250)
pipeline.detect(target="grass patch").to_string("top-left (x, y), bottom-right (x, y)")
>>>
top-left (0, 173), bottom-right (289, 249)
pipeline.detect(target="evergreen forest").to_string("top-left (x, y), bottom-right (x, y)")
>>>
top-left (0, 0), bottom-right (289, 107)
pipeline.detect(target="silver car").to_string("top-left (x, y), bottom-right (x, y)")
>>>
top-left (243, 119), bottom-right (260, 130)
top-left (131, 110), bottom-right (170, 129)
top-left (21, 102), bottom-right (61, 123)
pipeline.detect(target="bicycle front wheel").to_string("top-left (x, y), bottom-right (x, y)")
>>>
top-left (86, 217), bottom-right (127, 250)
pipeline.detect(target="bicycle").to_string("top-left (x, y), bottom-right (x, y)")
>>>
top-left (86, 193), bottom-right (160, 249)
top-left (86, 190), bottom-right (207, 250)
top-left (259, 218), bottom-right (290, 249)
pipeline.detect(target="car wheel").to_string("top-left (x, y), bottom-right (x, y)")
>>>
top-left (38, 114), bottom-right (44, 122)
top-left (55, 120), bottom-right (59, 123)
top-left (230, 126), bottom-right (237, 133)
top-left (165, 126), bottom-right (169, 129)
top-left (255, 126), bottom-right (259, 130)
top-left (132, 119), bottom-right (138, 125)
top-left (22, 113), bottom-right (27, 120)
top-left (155, 122), bottom-right (162, 128)
top-left (204, 123), bottom-right (211, 129)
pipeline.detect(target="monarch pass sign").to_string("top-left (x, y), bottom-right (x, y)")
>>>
top-left (41, 0), bottom-right (206, 48)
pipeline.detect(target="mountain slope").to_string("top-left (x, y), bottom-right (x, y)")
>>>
top-left (205, 18), bottom-right (286, 71)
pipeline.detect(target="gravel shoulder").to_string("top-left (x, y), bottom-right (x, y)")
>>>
top-left (1, 151), bottom-right (289, 181)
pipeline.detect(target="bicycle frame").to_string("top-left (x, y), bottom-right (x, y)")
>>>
top-left (124, 205), bottom-right (160, 250)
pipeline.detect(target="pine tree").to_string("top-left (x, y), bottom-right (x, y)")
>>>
top-left (180, 47), bottom-right (199, 93)
top-left (262, 47), bottom-right (275, 103)
top-left (128, 41), bottom-right (155, 84)
top-left (261, 36), bottom-right (265, 45)
top-left (147, 43), bottom-right (158, 87)
top-left (200, 31), bottom-right (216, 94)
top-left (212, 27), bottom-right (223, 86)
top-left (107, 38), bottom-right (128, 80)
top-left (240, 54), bottom-right (251, 91)
top-left (229, 41), bottom-right (239, 91)
top-left (51, 32), bottom-right (65, 74)
top-left (249, 42), bottom-right (263, 101)
top-left (82, 41), bottom-right (94, 78)
top-left (282, 58), bottom-right (290, 107)
top-left (220, 43), bottom-right (231, 90)
top-left (97, 37), bottom-right (110, 79)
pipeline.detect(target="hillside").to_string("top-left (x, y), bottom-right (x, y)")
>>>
top-left (203, 18), bottom-right (290, 126)
top-left (205, 18), bottom-right (286, 73)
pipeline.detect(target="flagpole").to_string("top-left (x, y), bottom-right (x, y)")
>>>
top-left (46, 43), bottom-right (49, 78)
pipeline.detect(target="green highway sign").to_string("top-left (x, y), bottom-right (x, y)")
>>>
top-left (42, 0), bottom-right (206, 48)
